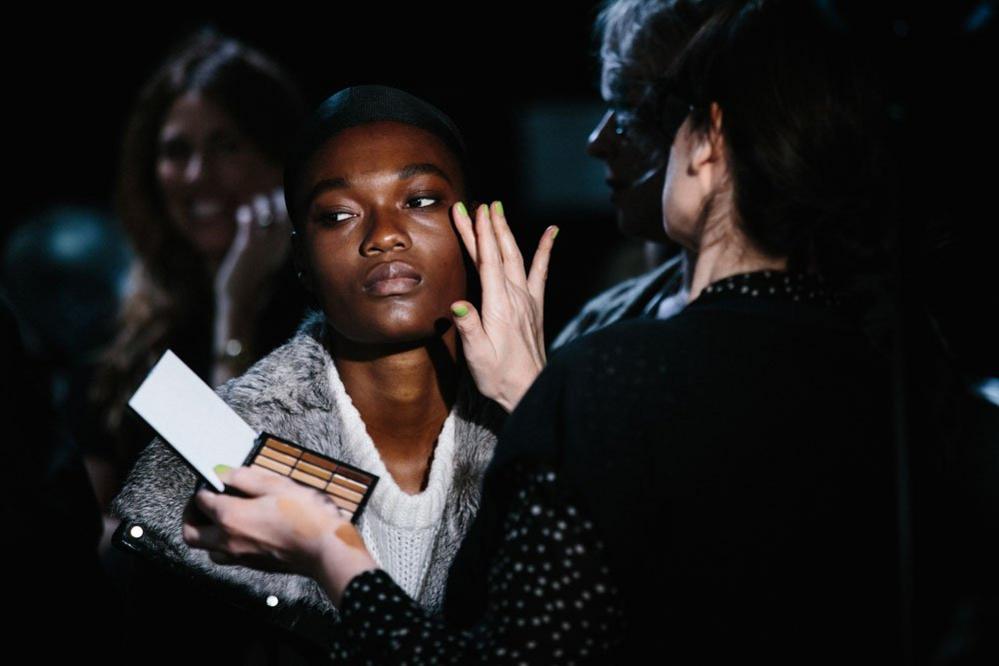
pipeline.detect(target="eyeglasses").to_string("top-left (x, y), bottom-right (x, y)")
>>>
top-left (609, 77), bottom-right (694, 145)
top-left (611, 107), bottom-right (645, 138)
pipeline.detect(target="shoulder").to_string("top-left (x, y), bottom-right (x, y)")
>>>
top-left (551, 255), bottom-right (684, 350)
top-left (218, 309), bottom-right (333, 421)
top-left (549, 312), bottom-right (696, 380)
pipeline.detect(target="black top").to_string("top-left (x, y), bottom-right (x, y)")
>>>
top-left (449, 269), bottom-right (900, 662)
top-left (329, 270), bottom-right (901, 664)
top-left (339, 463), bottom-right (624, 664)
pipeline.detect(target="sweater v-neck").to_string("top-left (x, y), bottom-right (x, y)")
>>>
top-left (326, 360), bottom-right (458, 530)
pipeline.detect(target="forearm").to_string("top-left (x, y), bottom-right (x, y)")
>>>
top-left (328, 464), bottom-right (626, 664)
top-left (313, 530), bottom-right (379, 607)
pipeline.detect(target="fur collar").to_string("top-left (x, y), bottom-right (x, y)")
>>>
top-left (111, 309), bottom-right (504, 639)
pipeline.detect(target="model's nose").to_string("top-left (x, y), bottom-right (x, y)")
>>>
top-left (360, 208), bottom-right (411, 256)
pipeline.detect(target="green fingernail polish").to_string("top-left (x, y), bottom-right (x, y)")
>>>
top-left (451, 304), bottom-right (469, 318)
top-left (455, 201), bottom-right (467, 217)
top-left (494, 200), bottom-right (504, 216)
top-left (214, 464), bottom-right (232, 475)
top-left (552, 226), bottom-right (559, 239)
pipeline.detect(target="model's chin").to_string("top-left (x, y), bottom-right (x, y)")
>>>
top-left (331, 311), bottom-right (453, 348)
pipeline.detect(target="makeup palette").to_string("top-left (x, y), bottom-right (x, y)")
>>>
top-left (129, 349), bottom-right (378, 523)
top-left (244, 433), bottom-right (377, 523)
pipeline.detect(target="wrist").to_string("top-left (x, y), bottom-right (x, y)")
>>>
top-left (314, 528), bottom-right (378, 606)
top-left (497, 368), bottom-right (541, 413)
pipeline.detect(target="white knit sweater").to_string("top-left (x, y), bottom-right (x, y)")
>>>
top-left (326, 360), bottom-right (458, 600)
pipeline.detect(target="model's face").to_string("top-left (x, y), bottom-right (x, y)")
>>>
top-left (156, 90), bottom-right (281, 261)
top-left (587, 47), bottom-right (670, 242)
top-left (297, 121), bottom-right (467, 345)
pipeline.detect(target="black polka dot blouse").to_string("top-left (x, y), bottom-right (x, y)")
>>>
top-left (336, 464), bottom-right (626, 664)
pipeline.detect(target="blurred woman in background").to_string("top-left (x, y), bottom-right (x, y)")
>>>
top-left (87, 30), bottom-right (308, 516)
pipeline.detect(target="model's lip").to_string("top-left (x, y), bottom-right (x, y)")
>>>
top-left (363, 260), bottom-right (423, 294)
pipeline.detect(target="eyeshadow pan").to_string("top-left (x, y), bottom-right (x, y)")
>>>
top-left (254, 456), bottom-right (293, 475)
top-left (332, 466), bottom-right (370, 484)
top-left (260, 447), bottom-right (299, 467)
top-left (263, 438), bottom-right (302, 457)
top-left (326, 495), bottom-right (359, 512)
top-left (301, 452), bottom-right (337, 471)
top-left (326, 483), bottom-right (364, 504)
top-left (330, 474), bottom-right (367, 494)
top-left (290, 469), bottom-right (328, 490)
top-left (295, 460), bottom-right (333, 480)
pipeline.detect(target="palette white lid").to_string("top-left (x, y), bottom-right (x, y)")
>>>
top-left (128, 349), bottom-right (257, 492)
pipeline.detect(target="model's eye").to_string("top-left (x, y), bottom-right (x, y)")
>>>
top-left (407, 196), bottom-right (439, 209)
top-left (321, 211), bottom-right (354, 225)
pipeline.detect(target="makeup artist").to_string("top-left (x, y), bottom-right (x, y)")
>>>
top-left (112, 84), bottom-right (556, 661)
top-left (183, 1), bottom-right (903, 663)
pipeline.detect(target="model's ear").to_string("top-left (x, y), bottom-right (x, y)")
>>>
top-left (290, 229), bottom-right (316, 294)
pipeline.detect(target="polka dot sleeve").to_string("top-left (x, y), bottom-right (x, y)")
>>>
top-left (337, 464), bottom-right (626, 665)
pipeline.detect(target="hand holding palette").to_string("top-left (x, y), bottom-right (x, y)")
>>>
top-left (128, 350), bottom-right (378, 523)
top-left (243, 433), bottom-right (376, 522)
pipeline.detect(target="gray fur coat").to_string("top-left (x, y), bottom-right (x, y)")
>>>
top-left (110, 309), bottom-right (504, 640)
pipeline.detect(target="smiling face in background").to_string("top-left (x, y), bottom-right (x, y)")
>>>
top-left (156, 90), bottom-right (282, 261)
top-left (296, 121), bottom-right (468, 346)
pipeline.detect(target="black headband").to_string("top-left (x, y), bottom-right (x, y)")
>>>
top-left (283, 84), bottom-right (468, 225)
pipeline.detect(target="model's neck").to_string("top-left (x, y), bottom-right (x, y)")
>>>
top-left (331, 330), bottom-right (459, 440)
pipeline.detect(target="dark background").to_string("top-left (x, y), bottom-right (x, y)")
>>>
top-left (4, 4), bottom-right (999, 663)
top-left (5, 1), bottom-right (998, 362)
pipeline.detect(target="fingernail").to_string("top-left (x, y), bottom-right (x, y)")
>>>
top-left (455, 201), bottom-right (467, 217)
top-left (214, 464), bottom-right (232, 476)
top-left (451, 304), bottom-right (469, 318)
top-left (494, 200), bottom-right (504, 216)
top-left (551, 226), bottom-right (559, 239)
top-left (478, 203), bottom-right (489, 216)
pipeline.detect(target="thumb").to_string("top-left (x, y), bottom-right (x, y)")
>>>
top-left (215, 464), bottom-right (284, 497)
top-left (450, 301), bottom-right (490, 361)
